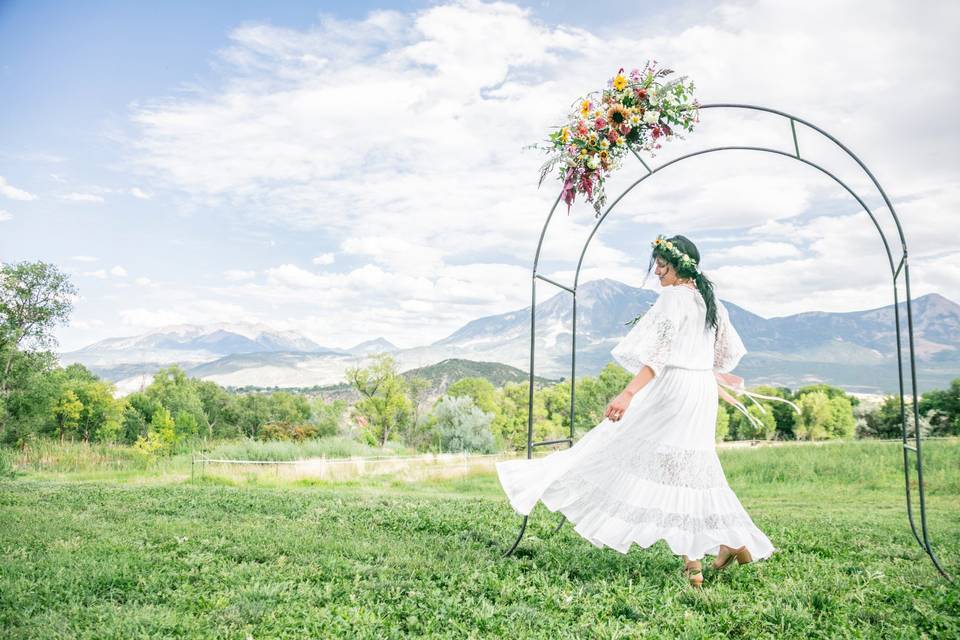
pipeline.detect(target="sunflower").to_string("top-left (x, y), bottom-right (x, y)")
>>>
top-left (606, 103), bottom-right (629, 127)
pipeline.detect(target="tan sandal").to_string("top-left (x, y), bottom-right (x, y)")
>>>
top-left (712, 544), bottom-right (753, 571)
top-left (683, 559), bottom-right (704, 588)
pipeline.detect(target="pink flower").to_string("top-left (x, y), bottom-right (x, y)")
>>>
top-left (607, 130), bottom-right (619, 143)
top-left (619, 123), bottom-right (631, 135)
top-left (594, 117), bottom-right (607, 129)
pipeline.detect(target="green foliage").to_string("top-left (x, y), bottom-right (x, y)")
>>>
top-left (859, 394), bottom-right (931, 439)
top-left (445, 377), bottom-right (498, 416)
top-left (52, 389), bottom-right (82, 443)
top-left (714, 400), bottom-right (730, 442)
top-left (794, 391), bottom-right (856, 440)
top-left (430, 395), bottom-right (495, 454)
top-left (492, 380), bottom-right (557, 451)
top-left (729, 401), bottom-right (777, 440)
top-left (919, 378), bottom-right (960, 436)
top-left (1, 440), bottom-right (958, 638)
top-left (345, 354), bottom-right (413, 447)
top-left (309, 397), bottom-right (346, 438)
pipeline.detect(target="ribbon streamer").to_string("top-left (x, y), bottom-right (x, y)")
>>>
top-left (714, 371), bottom-right (801, 434)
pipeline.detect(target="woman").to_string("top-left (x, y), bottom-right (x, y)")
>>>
top-left (495, 234), bottom-right (775, 588)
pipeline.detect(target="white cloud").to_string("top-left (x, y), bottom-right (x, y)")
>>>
top-left (110, 265), bottom-right (128, 277)
top-left (33, 0), bottom-right (932, 352)
top-left (61, 192), bottom-right (105, 203)
top-left (223, 269), bottom-right (257, 281)
top-left (119, 297), bottom-right (258, 331)
top-left (81, 269), bottom-right (107, 279)
top-left (0, 176), bottom-right (37, 201)
top-left (0, 209), bottom-right (12, 222)
top-left (70, 255), bottom-right (99, 262)
top-left (130, 187), bottom-right (152, 199)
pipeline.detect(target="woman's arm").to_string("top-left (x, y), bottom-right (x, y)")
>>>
top-left (604, 365), bottom-right (656, 421)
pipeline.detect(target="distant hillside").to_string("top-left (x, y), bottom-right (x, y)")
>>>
top-left (231, 358), bottom-right (559, 406)
top-left (61, 278), bottom-right (959, 395)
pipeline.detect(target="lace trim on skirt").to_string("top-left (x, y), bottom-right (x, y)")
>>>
top-left (548, 471), bottom-right (755, 533)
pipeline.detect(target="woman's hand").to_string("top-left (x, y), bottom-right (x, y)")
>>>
top-left (604, 390), bottom-right (634, 422)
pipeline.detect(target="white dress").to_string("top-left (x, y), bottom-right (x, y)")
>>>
top-left (495, 284), bottom-right (776, 561)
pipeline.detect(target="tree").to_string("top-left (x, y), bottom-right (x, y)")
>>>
top-left (446, 377), bottom-right (498, 416)
top-left (52, 389), bottom-right (82, 443)
top-left (193, 380), bottom-right (241, 439)
top-left (431, 395), bottom-right (495, 453)
top-left (0, 349), bottom-right (59, 446)
top-left (715, 401), bottom-right (730, 442)
top-left (406, 375), bottom-right (432, 427)
top-left (750, 385), bottom-right (796, 439)
top-left (72, 379), bottom-right (123, 442)
top-left (144, 366), bottom-right (207, 434)
top-left (0, 261), bottom-right (77, 437)
top-left (794, 391), bottom-right (856, 440)
top-left (345, 354), bottom-right (413, 447)
top-left (310, 397), bottom-right (346, 438)
top-left (121, 391), bottom-right (160, 444)
top-left (919, 379), bottom-right (960, 437)
top-left (577, 363), bottom-right (635, 433)
top-left (266, 391), bottom-right (311, 424)
top-left (860, 395), bottom-right (930, 439)
top-left (0, 261), bottom-right (77, 392)
top-left (729, 401), bottom-right (777, 441)
top-left (493, 381), bottom-right (556, 451)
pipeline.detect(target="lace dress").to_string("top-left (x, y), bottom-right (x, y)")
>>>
top-left (495, 284), bottom-right (776, 561)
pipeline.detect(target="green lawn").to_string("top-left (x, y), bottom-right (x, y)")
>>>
top-left (1, 440), bottom-right (958, 639)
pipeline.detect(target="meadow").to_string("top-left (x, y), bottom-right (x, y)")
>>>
top-left (1, 439), bottom-right (958, 639)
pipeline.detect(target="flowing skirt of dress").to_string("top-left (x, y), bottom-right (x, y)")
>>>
top-left (495, 366), bottom-right (776, 561)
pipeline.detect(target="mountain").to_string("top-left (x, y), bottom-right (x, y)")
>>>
top-left (62, 322), bottom-right (341, 367)
top-left (346, 337), bottom-right (399, 355)
top-left (61, 280), bottom-right (959, 396)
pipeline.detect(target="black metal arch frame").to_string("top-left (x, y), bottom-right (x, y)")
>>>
top-left (502, 103), bottom-right (952, 581)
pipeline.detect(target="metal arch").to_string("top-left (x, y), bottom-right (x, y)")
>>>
top-left (501, 103), bottom-right (952, 581)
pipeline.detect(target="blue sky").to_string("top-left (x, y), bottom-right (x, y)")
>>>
top-left (2, 0), bottom-right (958, 352)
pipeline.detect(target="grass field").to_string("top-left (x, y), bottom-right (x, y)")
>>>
top-left (1, 440), bottom-right (958, 639)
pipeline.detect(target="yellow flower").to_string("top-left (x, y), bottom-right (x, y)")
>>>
top-left (559, 127), bottom-right (570, 143)
top-left (580, 100), bottom-right (592, 118)
top-left (666, 241), bottom-right (674, 250)
top-left (613, 74), bottom-right (628, 91)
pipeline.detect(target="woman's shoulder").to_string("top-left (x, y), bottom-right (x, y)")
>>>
top-left (658, 284), bottom-right (699, 304)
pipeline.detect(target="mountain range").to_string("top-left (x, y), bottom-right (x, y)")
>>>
top-left (58, 279), bottom-right (959, 396)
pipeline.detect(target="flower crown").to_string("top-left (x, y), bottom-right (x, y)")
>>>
top-left (651, 235), bottom-right (699, 273)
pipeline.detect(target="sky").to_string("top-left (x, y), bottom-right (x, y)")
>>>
top-left (1, 0), bottom-right (958, 353)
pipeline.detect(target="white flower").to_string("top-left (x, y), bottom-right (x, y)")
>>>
top-left (599, 138), bottom-right (610, 150)
top-left (643, 110), bottom-right (661, 125)
top-left (628, 113), bottom-right (642, 127)
top-left (586, 155), bottom-right (600, 170)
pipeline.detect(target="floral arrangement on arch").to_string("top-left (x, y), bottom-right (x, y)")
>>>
top-left (537, 62), bottom-right (699, 216)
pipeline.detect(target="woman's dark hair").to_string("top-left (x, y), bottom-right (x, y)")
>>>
top-left (645, 234), bottom-right (719, 332)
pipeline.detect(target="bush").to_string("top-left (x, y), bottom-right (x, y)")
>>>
top-left (432, 395), bottom-right (495, 454)
top-left (259, 421), bottom-right (319, 442)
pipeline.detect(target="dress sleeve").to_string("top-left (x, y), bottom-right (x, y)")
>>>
top-left (610, 288), bottom-right (680, 377)
top-left (713, 301), bottom-right (747, 373)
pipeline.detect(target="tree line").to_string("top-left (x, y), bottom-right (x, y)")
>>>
top-left (2, 260), bottom-right (957, 457)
